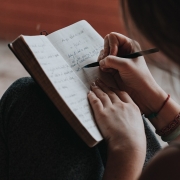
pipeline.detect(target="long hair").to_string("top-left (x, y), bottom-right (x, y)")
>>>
top-left (121, 0), bottom-right (180, 66)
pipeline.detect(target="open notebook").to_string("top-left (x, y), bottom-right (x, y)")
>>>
top-left (9, 20), bottom-right (117, 147)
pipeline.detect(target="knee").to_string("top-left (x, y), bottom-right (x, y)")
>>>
top-left (7, 77), bottom-right (39, 96)
top-left (0, 77), bottom-right (47, 115)
top-left (0, 77), bottom-right (53, 135)
top-left (0, 77), bottom-right (38, 138)
top-left (1, 77), bottom-right (43, 102)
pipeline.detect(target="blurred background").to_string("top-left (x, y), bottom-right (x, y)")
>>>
top-left (1, 0), bottom-right (180, 147)
top-left (0, 0), bottom-right (125, 97)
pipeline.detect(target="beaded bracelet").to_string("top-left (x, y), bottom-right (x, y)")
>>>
top-left (161, 122), bottom-right (180, 142)
top-left (156, 112), bottom-right (180, 137)
top-left (145, 94), bottom-right (170, 120)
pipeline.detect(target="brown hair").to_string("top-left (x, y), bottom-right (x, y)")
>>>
top-left (121, 0), bottom-right (180, 65)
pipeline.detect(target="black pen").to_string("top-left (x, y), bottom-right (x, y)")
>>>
top-left (83, 48), bottom-right (159, 68)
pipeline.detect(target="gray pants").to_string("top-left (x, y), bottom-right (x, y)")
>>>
top-left (0, 77), bottom-right (161, 180)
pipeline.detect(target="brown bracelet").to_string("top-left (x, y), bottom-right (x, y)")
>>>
top-left (156, 113), bottom-right (180, 136)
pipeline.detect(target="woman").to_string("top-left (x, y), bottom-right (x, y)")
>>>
top-left (91, 1), bottom-right (180, 179)
top-left (0, 0), bottom-right (179, 179)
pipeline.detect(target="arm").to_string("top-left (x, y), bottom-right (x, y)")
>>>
top-left (88, 80), bottom-right (180, 179)
top-left (98, 32), bottom-right (180, 132)
top-left (103, 144), bottom-right (145, 180)
top-left (88, 33), bottom-right (180, 179)
top-left (139, 141), bottom-right (180, 180)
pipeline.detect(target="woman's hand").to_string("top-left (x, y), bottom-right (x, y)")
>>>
top-left (88, 79), bottom-right (146, 151)
top-left (98, 32), bottom-right (167, 116)
top-left (88, 79), bottom-right (146, 180)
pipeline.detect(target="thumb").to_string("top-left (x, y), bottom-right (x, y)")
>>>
top-left (99, 55), bottom-right (130, 71)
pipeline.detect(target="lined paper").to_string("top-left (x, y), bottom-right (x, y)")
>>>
top-left (23, 35), bottom-right (102, 141)
top-left (47, 20), bottom-right (117, 88)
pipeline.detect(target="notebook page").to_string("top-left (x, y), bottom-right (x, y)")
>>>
top-left (47, 20), bottom-right (117, 89)
top-left (23, 35), bottom-right (102, 141)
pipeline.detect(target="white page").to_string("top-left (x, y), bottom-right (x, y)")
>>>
top-left (23, 35), bottom-right (102, 141)
top-left (47, 20), bottom-right (117, 88)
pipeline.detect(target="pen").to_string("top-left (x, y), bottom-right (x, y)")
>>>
top-left (83, 47), bottom-right (159, 68)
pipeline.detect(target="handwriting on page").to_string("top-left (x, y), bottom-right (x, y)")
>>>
top-left (47, 22), bottom-right (105, 88)
top-left (50, 29), bottom-right (103, 70)
top-left (59, 29), bottom-right (100, 70)
top-left (61, 32), bottom-right (101, 71)
top-left (23, 36), bottom-right (102, 137)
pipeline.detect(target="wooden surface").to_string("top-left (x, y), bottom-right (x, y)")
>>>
top-left (0, 0), bottom-right (125, 40)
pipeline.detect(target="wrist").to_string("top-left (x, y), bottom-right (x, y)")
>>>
top-left (131, 80), bottom-right (180, 131)
top-left (138, 82), bottom-right (180, 130)
top-left (133, 80), bottom-right (167, 115)
top-left (143, 84), bottom-right (167, 114)
top-left (151, 97), bottom-right (180, 130)
top-left (107, 138), bottom-right (146, 157)
top-left (105, 143), bottom-right (145, 180)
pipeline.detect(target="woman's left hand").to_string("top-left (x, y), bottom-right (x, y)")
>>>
top-left (88, 79), bottom-right (146, 151)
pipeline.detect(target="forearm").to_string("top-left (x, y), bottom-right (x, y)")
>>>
top-left (103, 144), bottom-right (145, 180)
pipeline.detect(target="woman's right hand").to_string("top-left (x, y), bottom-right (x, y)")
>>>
top-left (98, 32), bottom-right (167, 115)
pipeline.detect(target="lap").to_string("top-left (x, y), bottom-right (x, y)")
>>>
top-left (0, 77), bottom-right (161, 179)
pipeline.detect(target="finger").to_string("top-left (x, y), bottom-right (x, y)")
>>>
top-left (108, 33), bottom-right (119, 56)
top-left (109, 32), bottom-right (133, 55)
top-left (112, 89), bottom-right (134, 104)
top-left (100, 68), bottom-right (115, 73)
top-left (97, 50), bottom-right (116, 73)
top-left (130, 40), bottom-right (141, 52)
top-left (99, 55), bottom-right (130, 71)
top-left (104, 34), bottom-right (110, 57)
top-left (88, 90), bottom-right (103, 113)
top-left (97, 49), bottom-right (104, 62)
top-left (95, 79), bottom-right (120, 104)
top-left (90, 82), bottom-right (112, 107)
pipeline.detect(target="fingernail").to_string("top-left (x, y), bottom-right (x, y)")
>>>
top-left (88, 90), bottom-right (93, 94)
top-left (100, 52), bottom-right (104, 58)
top-left (99, 60), bottom-right (105, 67)
top-left (95, 78), bottom-right (101, 84)
top-left (91, 82), bottom-right (96, 87)
top-left (96, 77), bottom-right (99, 81)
